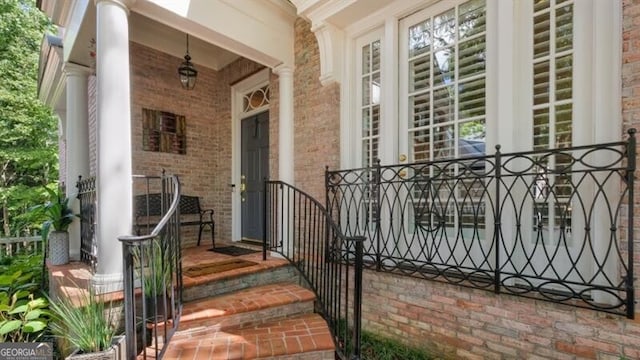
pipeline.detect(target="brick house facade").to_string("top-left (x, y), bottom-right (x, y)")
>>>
top-left (40, 0), bottom-right (640, 358)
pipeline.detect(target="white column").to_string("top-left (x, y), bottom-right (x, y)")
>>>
top-left (275, 64), bottom-right (294, 183)
top-left (274, 64), bottom-right (294, 256)
top-left (63, 63), bottom-right (91, 261)
top-left (94, 0), bottom-right (135, 292)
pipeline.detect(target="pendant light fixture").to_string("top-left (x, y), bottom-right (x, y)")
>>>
top-left (178, 34), bottom-right (197, 90)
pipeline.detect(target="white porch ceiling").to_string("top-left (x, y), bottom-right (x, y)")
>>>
top-left (44, 0), bottom-right (296, 72)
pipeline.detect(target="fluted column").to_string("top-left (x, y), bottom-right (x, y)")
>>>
top-left (93, 0), bottom-right (135, 292)
top-left (63, 63), bottom-right (91, 261)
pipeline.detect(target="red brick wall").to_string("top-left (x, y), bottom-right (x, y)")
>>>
top-left (293, 18), bottom-right (340, 199)
top-left (129, 42), bottom-right (263, 247)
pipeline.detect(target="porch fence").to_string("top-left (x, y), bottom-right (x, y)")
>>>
top-left (119, 173), bottom-right (183, 360)
top-left (327, 129), bottom-right (636, 318)
top-left (0, 234), bottom-right (43, 260)
top-left (264, 181), bottom-right (365, 359)
top-left (77, 176), bottom-right (97, 270)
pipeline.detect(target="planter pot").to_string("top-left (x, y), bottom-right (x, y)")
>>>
top-left (144, 294), bottom-right (173, 322)
top-left (49, 230), bottom-right (69, 265)
top-left (66, 336), bottom-right (126, 360)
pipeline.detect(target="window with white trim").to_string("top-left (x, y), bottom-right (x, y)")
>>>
top-left (531, 0), bottom-right (574, 244)
top-left (403, 0), bottom-right (487, 164)
top-left (358, 36), bottom-right (382, 168)
top-left (343, 0), bottom-right (622, 306)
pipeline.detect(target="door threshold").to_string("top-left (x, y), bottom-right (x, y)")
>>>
top-left (240, 238), bottom-right (263, 247)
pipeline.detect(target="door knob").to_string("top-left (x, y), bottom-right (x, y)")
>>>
top-left (399, 154), bottom-right (407, 162)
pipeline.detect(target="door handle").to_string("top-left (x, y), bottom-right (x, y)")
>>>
top-left (240, 175), bottom-right (247, 202)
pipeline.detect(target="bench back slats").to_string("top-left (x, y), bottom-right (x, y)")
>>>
top-left (134, 194), bottom-right (202, 217)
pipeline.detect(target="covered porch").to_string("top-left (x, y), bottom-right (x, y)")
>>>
top-left (37, 0), bottom-right (298, 291)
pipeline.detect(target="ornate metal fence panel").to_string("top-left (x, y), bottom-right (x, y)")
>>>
top-left (327, 131), bottom-right (635, 318)
top-left (77, 176), bottom-right (97, 270)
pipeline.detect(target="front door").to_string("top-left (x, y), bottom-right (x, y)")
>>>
top-left (241, 111), bottom-right (269, 241)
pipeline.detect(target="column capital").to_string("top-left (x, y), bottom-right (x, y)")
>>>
top-left (63, 63), bottom-right (92, 77)
top-left (94, 0), bottom-right (136, 14)
top-left (274, 64), bottom-right (294, 77)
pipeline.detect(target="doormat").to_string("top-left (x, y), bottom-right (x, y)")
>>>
top-left (183, 259), bottom-right (257, 277)
top-left (208, 246), bottom-right (261, 256)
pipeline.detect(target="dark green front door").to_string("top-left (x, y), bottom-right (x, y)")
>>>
top-left (241, 111), bottom-right (269, 241)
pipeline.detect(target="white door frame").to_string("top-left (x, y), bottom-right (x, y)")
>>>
top-left (231, 68), bottom-right (271, 241)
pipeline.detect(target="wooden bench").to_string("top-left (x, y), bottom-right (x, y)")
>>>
top-left (134, 194), bottom-right (215, 247)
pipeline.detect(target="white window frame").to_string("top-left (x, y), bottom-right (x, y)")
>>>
top-left (341, 0), bottom-right (621, 169)
top-left (355, 29), bottom-right (385, 168)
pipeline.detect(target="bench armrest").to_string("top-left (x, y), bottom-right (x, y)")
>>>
top-left (200, 209), bottom-right (214, 223)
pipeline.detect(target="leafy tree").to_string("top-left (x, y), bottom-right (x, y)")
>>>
top-left (0, 0), bottom-right (58, 236)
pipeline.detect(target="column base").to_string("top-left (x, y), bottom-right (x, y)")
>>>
top-left (91, 272), bottom-right (124, 294)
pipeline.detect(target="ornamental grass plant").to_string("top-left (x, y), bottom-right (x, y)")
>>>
top-left (47, 284), bottom-right (121, 356)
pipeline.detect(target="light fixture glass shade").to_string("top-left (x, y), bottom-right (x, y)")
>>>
top-left (178, 34), bottom-right (197, 90)
top-left (178, 54), bottom-right (197, 90)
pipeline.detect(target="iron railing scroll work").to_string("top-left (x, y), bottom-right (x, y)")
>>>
top-left (119, 173), bottom-right (183, 359)
top-left (264, 181), bottom-right (365, 359)
top-left (327, 129), bottom-right (636, 319)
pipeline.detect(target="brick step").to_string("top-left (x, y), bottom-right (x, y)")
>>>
top-left (161, 313), bottom-right (335, 359)
top-left (167, 283), bottom-right (316, 332)
top-left (182, 257), bottom-right (300, 303)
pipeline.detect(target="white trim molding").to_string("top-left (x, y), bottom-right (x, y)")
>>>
top-left (311, 22), bottom-right (345, 86)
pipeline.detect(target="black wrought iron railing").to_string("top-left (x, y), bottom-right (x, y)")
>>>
top-left (119, 173), bottom-right (183, 359)
top-left (327, 130), bottom-right (636, 318)
top-left (264, 181), bottom-right (364, 359)
top-left (77, 176), bottom-right (97, 270)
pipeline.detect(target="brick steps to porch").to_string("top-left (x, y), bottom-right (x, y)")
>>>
top-left (151, 246), bottom-right (335, 359)
top-left (161, 313), bottom-right (334, 359)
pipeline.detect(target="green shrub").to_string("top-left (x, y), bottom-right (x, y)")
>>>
top-left (0, 253), bottom-right (50, 342)
top-left (360, 331), bottom-right (438, 360)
